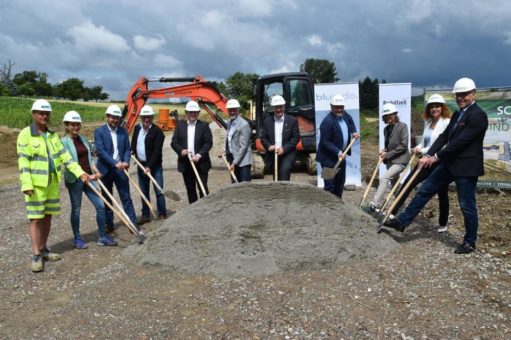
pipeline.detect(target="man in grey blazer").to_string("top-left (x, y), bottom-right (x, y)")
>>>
top-left (366, 103), bottom-right (410, 211)
top-left (224, 99), bottom-right (252, 182)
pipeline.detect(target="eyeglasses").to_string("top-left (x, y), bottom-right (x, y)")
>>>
top-left (455, 91), bottom-right (473, 98)
top-left (34, 111), bottom-right (51, 116)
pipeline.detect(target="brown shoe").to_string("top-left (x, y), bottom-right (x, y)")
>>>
top-left (105, 224), bottom-right (115, 234)
top-left (158, 215), bottom-right (167, 220)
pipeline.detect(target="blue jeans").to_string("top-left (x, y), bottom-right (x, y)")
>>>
top-left (397, 163), bottom-right (479, 246)
top-left (101, 168), bottom-right (138, 227)
top-left (66, 180), bottom-right (106, 238)
top-left (137, 164), bottom-right (167, 217)
top-left (322, 160), bottom-right (346, 199)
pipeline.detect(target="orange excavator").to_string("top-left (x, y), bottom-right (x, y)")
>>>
top-left (120, 72), bottom-right (317, 177)
top-left (122, 76), bottom-right (228, 132)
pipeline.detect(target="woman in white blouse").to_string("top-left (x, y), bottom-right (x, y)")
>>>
top-left (389, 94), bottom-right (452, 232)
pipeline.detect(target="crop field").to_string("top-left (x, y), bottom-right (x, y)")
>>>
top-left (0, 97), bottom-right (198, 129)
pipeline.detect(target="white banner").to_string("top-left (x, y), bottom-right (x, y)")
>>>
top-left (378, 83), bottom-right (411, 176)
top-left (314, 83), bottom-right (361, 187)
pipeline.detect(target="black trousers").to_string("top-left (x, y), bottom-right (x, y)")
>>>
top-left (182, 162), bottom-right (209, 204)
top-left (266, 151), bottom-right (296, 181)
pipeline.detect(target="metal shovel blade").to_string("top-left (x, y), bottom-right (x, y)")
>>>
top-left (321, 166), bottom-right (340, 180)
top-left (164, 190), bottom-right (181, 201)
top-left (138, 233), bottom-right (146, 244)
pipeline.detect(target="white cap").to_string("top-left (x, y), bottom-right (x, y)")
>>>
top-left (63, 111), bottom-right (82, 123)
top-left (226, 99), bottom-right (241, 109)
top-left (452, 77), bottom-right (476, 93)
top-left (140, 105), bottom-right (155, 116)
top-left (185, 100), bottom-right (200, 112)
top-left (270, 95), bottom-right (286, 106)
top-left (31, 99), bottom-right (52, 112)
top-left (427, 94), bottom-right (446, 105)
top-left (105, 104), bottom-right (122, 117)
top-left (382, 103), bottom-right (398, 116)
top-left (330, 94), bottom-right (345, 106)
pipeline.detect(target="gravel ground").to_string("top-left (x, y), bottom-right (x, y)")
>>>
top-left (0, 129), bottom-right (510, 338)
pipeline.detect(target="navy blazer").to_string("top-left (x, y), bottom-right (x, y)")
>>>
top-left (94, 124), bottom-right (131, 176)
top-left (131, 124), bottom-right (165, 169)
top-left (316, 111), bottom-right (357, 168)
top-left (170, 120), bottom-right (212, 173)
top-left (427, 102), bottom-right (488, 177)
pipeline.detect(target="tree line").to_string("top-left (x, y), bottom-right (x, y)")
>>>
top-left (0, 60), bottom-right (109, 101)
top-left (1, 58), bottom-right (382, 109)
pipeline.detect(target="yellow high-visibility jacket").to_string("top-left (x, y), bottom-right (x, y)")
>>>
top-left (17, 123), bottom-right (85, 192)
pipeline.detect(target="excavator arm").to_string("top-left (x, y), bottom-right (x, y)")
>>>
top-left (121, 76), bottom-right (228, 133)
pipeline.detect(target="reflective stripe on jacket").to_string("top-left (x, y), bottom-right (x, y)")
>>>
top-left (17, 123), bottom-right (84, 192)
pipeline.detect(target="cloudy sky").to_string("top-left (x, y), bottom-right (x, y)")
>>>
top-left (1, 0), bottom-right (510, 99)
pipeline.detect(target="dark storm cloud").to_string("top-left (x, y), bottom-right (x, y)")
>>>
top-left (1, 0), bottom-right (510, 99)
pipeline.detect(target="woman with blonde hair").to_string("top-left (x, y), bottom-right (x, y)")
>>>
top-left (61, 111), bottom-right (118, 248)
top-left (388, 94), bottom-right (452, 232)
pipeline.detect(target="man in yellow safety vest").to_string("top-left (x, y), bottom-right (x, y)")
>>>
top-left (17, 99), bottom-right (90, 272)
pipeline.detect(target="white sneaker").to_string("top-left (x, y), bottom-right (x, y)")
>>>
top-left (437, 225), bottom-right (448, 233)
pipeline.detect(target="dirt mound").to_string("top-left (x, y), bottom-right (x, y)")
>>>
top-left (124, 182), bottom-right (399, 276)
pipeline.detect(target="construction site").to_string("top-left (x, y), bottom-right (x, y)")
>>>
top-left (1, 112), bottom-right (510, 337)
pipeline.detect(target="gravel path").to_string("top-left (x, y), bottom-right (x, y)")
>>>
top-left (1, 130), bottom-right (510, 338)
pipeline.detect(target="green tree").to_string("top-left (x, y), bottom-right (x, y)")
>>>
top-left (207, 81), bottom-right (227, 96)
top-left (299, 58), bottom-right (338, 84)
top-left (359, 77), bottom-right (386, 110)
top-left (13, 70), bottom-right (53, 97)
top-left (225, 72), bottom-right (259, 110)
top-left (0, 82), bottom-right (11, 96)
top-left (55, 78), bottom-right (85, 100)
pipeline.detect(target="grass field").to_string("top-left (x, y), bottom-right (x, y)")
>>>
top-left (0, 97), bottom-right (200, 129)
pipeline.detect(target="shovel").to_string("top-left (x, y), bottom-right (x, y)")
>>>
top-left (188, 153), bottom-right (208, 197)
top-left (123, 169), bottom-right (158, 220)
top-left (274, 150), bottom-right (278, 182)
top-left (377, 164), bottom-right (423, 233)
top-left (95, 178), bottom-right (146, 243)
top-left (379, 153), bottom-right (417, 215)
top-left (321, 138), bottom-right (358, 180)
top-left (359, 157), bottom-right (384, 208)
top-left (221, 152), bottom-right (238, 183)
top-left (131, 155), bottom-right (181, 201)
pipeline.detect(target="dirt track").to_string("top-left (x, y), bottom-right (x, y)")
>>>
top-left (0, 129), bottom-right (510, 338)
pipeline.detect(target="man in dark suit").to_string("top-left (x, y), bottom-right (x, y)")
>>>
top-left (94, 105), bottom-right (139, 233)
top-left (260, 95), bottom-right (300, 181)
top-left (131, 105), bottom-right (166, 223)
top-left (171, 100), bottom-right (213, 204)
top-left (316, 95), bottom-right (360, 198)
top-left (384, 78), bottom-right (488, 254)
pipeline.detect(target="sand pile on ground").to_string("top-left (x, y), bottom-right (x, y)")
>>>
top-left (124, 182), bottom-right (399, 276)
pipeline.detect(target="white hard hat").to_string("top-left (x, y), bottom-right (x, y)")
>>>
top-left (140, 105), bottom-right (155, 116)
top-left (270, 95), bottom-right (286, 106)
top-left (63, 111), bottom-right (82, 123)
top-left (452, 77), bottom-right (476, 93)
top-left (427, 94), bottom-right (446, 105)
top-left (226, 99), bottom-right (241, 109)
top-left (382, 103), bottom-right (398, 116)
top-left (185, 100), bottom-right (200, 112)
top-left (330, 94), bottom-right (345, 106)
top-left (105, 104), bottom-right (122, 117)
top-left (31, 99), bottom-right (52, 112)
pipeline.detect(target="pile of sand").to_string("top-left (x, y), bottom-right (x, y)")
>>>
top-left (124, 182), bottom-right (398, 276)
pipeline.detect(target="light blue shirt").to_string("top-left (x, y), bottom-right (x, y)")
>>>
top-left (337, 116), bottom-right (349, 150)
